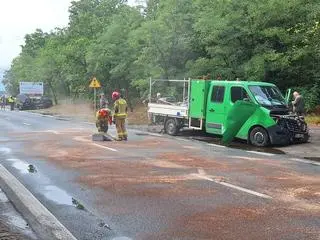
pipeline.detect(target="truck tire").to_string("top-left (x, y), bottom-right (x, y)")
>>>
top-left (299, 134), bottom-right (309, 143)
top-left (249, 126), bottom-right (269, 147)
top-left (165, 119), bottom-right (178, 136)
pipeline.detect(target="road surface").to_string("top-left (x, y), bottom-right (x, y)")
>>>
top-left (0, 110), bottom-right (319, 240)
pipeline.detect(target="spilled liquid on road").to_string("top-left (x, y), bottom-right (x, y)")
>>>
top-left (6, 158), bottom-right (30, 174)
top-left (44, 185), bottom-right (73, 206)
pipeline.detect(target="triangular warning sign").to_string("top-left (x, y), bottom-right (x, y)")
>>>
top-left (89, 77), bottom-right (101, 88)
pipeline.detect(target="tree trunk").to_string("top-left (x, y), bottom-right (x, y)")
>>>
top-left (48, 82), bottom-right (58, 105)
top-left (125, 88), bottom-right (133, 112)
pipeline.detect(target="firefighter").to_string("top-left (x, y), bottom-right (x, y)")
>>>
top-left (96, 108), bottom-right (112, 133)
top-left (112, 91), bottom-right (128, 141)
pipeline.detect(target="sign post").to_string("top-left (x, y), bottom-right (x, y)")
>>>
top-left (89, 77), bottom-right (101, 113)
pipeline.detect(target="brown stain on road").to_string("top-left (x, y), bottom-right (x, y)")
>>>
top-left (17, 130), bottom-right (320, 239)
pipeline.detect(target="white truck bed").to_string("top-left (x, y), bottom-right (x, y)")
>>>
top-left (148, 103), bottom-right (188, 118)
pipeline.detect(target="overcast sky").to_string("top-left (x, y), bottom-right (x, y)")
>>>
top-left (0, 0), bottom-right (137, 69)
top-left (0, 0), bottom-right (137, 90)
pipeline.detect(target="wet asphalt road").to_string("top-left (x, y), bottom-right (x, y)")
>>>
top-left (0, 109), bottom-right (319, 240)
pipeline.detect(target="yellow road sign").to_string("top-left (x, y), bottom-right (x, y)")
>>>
top-left (89, 77), bottom-right (101, 88)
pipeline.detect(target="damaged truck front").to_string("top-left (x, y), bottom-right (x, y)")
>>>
top-left (232, 84), bottom-right (309, 146)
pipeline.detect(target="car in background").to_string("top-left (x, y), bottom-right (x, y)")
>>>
top-left (16, 94), bottom-right (36, 110)
top-left (16, 95), bottom-right (53, 110)
top-left (33, 96), bottom-right (53, 109)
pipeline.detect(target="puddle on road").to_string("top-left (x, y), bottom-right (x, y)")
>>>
top-left (7, 159), bottom-right (30, 174)
top-left (0, 189), bottom-right (38, 239)
top-left (43, 186), bottom-right (85, 210)
top-left (0, 147), bottom-right (12, 154)
top-left (3, 213), bottom-right (30, 230)
top-left (44, 185), bottom-right (73, 206)
top-left (6, 159), bottom-right (37, 174)
top-left (2, 213), bottom-right (38, 239)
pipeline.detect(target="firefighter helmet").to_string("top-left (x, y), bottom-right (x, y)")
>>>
top-left (98, 109), bottom-right (108, 117)
top-left (112, 91), bottom-right (120, 100)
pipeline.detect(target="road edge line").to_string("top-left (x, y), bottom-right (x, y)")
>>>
top-left (246, 151), bottom-right (275, 156)
top-left (289, 158), bottom-right (320, 166)
top-left (0, 164), bottom-right (77, 240)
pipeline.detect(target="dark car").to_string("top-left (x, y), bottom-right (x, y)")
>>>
top-left (16, 94), bottom-right (36, 110)
top-left (34, 96), bottom-right (53, 109)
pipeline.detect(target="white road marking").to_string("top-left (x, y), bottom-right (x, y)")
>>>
top-left (91, 143), bottom-right (118, 152)
top-left (178, 138), bottom-right (189, 142)
top-left (46, 130), bottom-right (60, 135)
top-left (195, 168), bottom-right (272, 199)
top-left (28, 130), bottom-right (60, 135)
top-left (83, 122), bottom-right (94, 125)
top-left (289, 158), bottom-right (320, 166)
top-left (229, 156), bottom-right (263, 161)
top-left (147, 133), bottom-right (163, 137)
top-left (0, 164), bottom-right (77, 240)
top-left (207, 143), bottom-right (226, 148)
top-left (23, 123), bottom-right (31, 126)
top-left (73, 136), bottom-right (118, 152)
top-left (230, 155), bottom-right (320, 166)
top-left (246, 151), bottom-right (275, 156)
top-left (183, 145), bottom-right (199, 149)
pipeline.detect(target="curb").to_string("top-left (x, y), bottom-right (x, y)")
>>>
top-left (0, 164), bottom-right (77, 240)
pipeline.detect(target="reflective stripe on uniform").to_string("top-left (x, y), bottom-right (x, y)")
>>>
top-left (114, 98), bottom-right (127, 118)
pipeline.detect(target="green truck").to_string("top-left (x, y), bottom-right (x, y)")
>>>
top-left (147, 79), bottom-right (309, 146)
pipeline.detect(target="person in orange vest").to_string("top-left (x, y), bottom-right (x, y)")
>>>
top-left (112, 91), bottom-right (128, 141)
top-left (96, 108), bottom-right (112, 133)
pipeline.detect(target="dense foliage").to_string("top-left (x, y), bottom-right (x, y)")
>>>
top-left (2, 0), bottom-right (320, 109)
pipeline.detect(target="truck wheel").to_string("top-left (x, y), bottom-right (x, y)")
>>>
top-left (249, 127), bottom-right (269, 147)
top-left (165, 119), bottom-right (178, 136)
top-left (300, 134), bottom-right (309, 143)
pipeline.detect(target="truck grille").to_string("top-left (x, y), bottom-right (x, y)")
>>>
top-left (277, 117), bottom-right (307, 133)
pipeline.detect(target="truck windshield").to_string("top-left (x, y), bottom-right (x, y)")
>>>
top-left (249, 85), bottom-right (287, 107)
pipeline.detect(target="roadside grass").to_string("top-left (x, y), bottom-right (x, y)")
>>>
top-left (30, 103), bottom-right (95, 122)
top-left (29, 102), bottom-right (149, 125)
top-left (127, 105), bottom-right (149, 125)
top-left (305, 115), bottom-right (320, 126)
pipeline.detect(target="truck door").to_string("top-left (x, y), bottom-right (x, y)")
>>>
top-left (285, 88), bottom-right (292, 104)
top-left (206, 85), bottom-right (226, 135)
